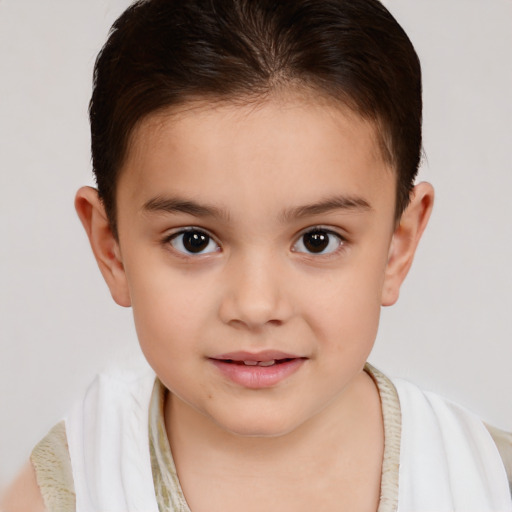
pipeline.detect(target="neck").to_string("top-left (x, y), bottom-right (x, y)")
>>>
top-left (164, 370), bottom-right (383, 477)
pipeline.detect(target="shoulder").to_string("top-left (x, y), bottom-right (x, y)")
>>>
top-left (1, 421), bottom-right (75, 512)
top-left (30, 421), bottom-right (75, 511)
top-left (391, 375), bottom-right (512, 498)
top-left (0, 460), bottom-right (46, 512)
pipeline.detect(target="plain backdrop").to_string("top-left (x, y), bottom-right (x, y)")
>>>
top-left (1, 0), bottom-right (511, 489)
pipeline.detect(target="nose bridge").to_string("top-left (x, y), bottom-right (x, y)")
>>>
top-left (219, 247), bottom-right (291, 329)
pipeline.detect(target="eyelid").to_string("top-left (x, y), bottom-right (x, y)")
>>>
top-left (164, 225), bottom-right (219, 240)
top-left (291, 225), bottom-right (347, 255)
top-left (293, 225), bottom-right (347, 242)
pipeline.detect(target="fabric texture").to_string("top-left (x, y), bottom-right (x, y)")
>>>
top-left (30, 421), bottom-right (75, 512)
top-left (31, 361), bottom-right (512, 512)
top-left (367, 364), bottom-right (401, 512)
top-left (486, 424), bottom-right (512, 495)
top-left (149, 379), bottom-right (191, 512)
top-left (65, 358), bottom-right (158, 512)
top-left (394, 378), bottom-right (512, 511)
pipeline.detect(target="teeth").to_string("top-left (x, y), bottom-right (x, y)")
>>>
top-left (242, 360), bottom-right (276, 367)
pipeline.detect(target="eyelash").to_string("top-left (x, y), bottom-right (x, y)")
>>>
top-left (292, 227), bottom-right (346, 257)
top-left (162, 226), bottom-right (347, 258)
top-left (163, 228), bottom-right (220, 257)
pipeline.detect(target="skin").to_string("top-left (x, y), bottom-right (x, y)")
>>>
top-left (0, 461), bottom-right (46, 512)
top-left (2, 95), bottom-right (433, 511)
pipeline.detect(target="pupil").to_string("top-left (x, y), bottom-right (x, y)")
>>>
top-left (304, 231), bottom-right (329, 253)
top-left (183, 232), bottom-right (209, 253)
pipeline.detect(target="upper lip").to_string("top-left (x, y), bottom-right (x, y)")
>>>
top-left (211, 350), bottom-right (304, 362)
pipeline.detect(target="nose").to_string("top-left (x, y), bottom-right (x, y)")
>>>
top-left (218, 251), bottom-right (293, 330)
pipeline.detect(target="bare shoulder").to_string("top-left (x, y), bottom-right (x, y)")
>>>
top-left (0, 460), bottom-right (46, 512)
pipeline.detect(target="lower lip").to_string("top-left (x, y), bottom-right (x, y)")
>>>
top-left (210, 358), bottom-right (305, 389)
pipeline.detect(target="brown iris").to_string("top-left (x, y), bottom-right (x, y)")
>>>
top-left (302, 230), bottom-right (330, 253)
top-left (182, 231), bottom-right (210, 253)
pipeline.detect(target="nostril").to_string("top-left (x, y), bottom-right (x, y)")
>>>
top-left (226, 317), bottom-right (283, 331)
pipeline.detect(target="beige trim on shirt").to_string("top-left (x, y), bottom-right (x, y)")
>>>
top-left (30, 421), bottom-right (75, 512)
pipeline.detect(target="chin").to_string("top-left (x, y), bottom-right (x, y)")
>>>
top-left (212, 409), bottom-right (304, 439)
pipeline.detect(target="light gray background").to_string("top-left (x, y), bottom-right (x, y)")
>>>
top-left (1, 0), bottom-right (511, 488)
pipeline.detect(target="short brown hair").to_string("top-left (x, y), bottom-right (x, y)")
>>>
top-left (90, 0), bottom-right (422, 236)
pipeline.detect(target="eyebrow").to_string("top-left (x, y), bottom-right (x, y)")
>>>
top-left (142, 194), bottom-right (372, 223)
top-left (281, 195), bottom-right (372, 221)
top-left (143, 196), bottom-right (230, 221)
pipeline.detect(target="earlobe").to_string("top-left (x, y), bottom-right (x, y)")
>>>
top-left (74, 186), bottom-right (131, 307)
top-left (381, 182), bottom-right (434, 307)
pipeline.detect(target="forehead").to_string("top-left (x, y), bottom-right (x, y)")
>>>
top-left (117, 96), bottom-right (395, 221)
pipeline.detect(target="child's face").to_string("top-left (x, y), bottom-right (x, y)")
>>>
top-left (81, 96), bottom-right (430, 437)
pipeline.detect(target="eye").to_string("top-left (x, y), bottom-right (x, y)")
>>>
top-left (168, 229), bottom-right (220, 255)
top-left (292, 228), bottom-right (344, 255)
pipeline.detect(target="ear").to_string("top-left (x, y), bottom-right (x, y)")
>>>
top-left (74, 186), bottom-right (131, 307)
top-left (381, 182), bottom-right (434, 306)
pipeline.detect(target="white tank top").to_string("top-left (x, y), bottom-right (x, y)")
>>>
top-left (64, 359), bottom-right (512, 512)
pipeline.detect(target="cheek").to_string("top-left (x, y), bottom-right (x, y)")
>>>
top-left (128, 267), bottom-right (213, 357)
top-left (303, 253), bottom-right (388, 351)
top-left (319, 291), bottom-right (381, 349)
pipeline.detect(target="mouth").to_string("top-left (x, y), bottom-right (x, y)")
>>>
top-left (217, 357), bottom-right (296, 367)
top-left (209, 351), bottom-right (307, 388)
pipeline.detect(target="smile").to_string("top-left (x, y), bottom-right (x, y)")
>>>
top-left (210, 351), bottom-right (306, 389)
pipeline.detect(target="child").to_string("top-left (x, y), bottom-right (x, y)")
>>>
top-left (2, 0), bottom-right (511, 511)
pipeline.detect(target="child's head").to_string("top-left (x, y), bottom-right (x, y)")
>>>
top-left (89, 0), bottom-right (422, 237)
top-left (76, 0), bottom-right (433, 437)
